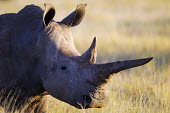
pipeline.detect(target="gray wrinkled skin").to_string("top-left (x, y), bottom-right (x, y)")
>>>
top-left (0, 4), bottom-right (153, 113)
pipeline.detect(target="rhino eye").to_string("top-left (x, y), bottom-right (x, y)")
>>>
top-left (61, 65), bottom-right (67, 71)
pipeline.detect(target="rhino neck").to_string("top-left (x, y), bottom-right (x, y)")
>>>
top-left (9, 54), bottom-right (46, 97)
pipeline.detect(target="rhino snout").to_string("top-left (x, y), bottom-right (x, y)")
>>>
top-left (77, 92), bottom-right (108, 109)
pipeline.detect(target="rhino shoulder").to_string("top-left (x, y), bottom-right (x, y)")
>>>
top-left (0, 13), bottom-right (16, 58)
top-left (0, 14), bottom-right (17, 84)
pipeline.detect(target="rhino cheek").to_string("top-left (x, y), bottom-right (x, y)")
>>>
top-left (43, 73), bottom-right (78, 103)
top-left (43, 75), bottom-right (64, 99)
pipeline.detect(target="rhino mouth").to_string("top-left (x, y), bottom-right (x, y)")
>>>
top-left (76, 93), bottom-right (108, 109)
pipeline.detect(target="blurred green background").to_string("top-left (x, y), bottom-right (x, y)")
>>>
top-left (0, 0), bottom-right (170, 113)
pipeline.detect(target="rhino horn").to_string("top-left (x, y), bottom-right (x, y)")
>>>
top-left (91, 57), bottom-right (153, 84)
top-left (61, 4), bottom-right (87, 27)
top-left (81, 37), bottom-right (97, 64)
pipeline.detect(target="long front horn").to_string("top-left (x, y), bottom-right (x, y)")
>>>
top-left (81, 37), bottom-right (97, 64)
top-left (91, 57), bottom-right (153, 84)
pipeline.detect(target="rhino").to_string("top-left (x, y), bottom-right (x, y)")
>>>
top-left (0, 3), bottom-right (153, 113)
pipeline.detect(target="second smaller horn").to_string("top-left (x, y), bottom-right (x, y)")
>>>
top-left (81, 37), bottom-right (97, 64)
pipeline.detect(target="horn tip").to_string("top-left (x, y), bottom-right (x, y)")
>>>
top-left (92, 37), bottom-right (97, 47)
top-left (147, 57), bottom-right (153, 61)
top-left (93, 37), bottom-right (96, 41)
top-left (141, 57), bottom-right (153, 65)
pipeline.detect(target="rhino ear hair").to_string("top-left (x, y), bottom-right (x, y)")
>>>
top-left (61, 4), bottom-right (87, 27)
top-left (43, 4), bottom-right (55, 27)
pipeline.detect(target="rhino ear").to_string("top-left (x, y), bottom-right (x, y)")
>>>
top-left (61, 4), bottom-right (87, 27)
top-left (43, 4), bottom-right (55, 27)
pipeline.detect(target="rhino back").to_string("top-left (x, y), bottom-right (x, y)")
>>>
top-left (0, 5), bottom-right (45, 96)
top-left (0, 13), bottom-right (17, 89)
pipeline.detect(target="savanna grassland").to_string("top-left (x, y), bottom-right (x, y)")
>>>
top-left (0, 0), bottom-right (170, 113)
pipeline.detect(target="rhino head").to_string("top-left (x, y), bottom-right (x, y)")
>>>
top-left (32, 4), bottom-right (152, 109)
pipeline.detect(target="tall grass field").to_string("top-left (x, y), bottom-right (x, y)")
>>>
top-left (0, 0), bottom-right (170, 113)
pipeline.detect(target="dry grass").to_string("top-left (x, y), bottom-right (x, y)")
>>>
top-left (0, 0), bottom-right (170, 113)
